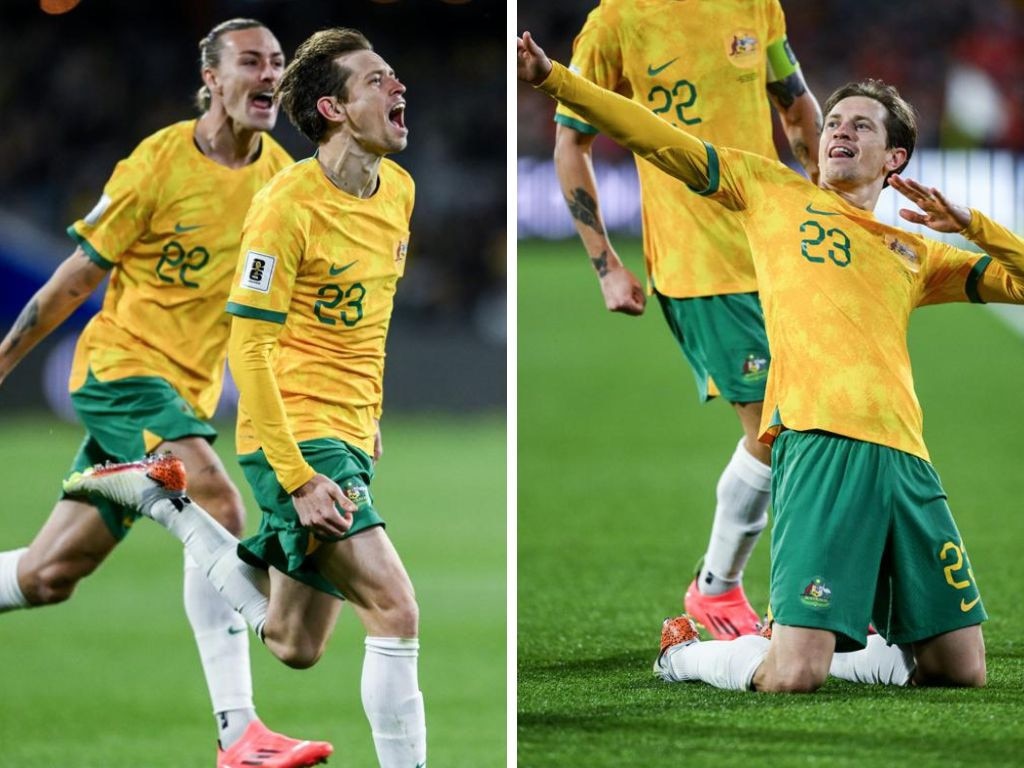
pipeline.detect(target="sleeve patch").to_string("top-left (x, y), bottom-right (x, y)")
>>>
top-left (239, 250), bottom-right (277, 293)
top-left (83, 194), bottom-right (111, 226)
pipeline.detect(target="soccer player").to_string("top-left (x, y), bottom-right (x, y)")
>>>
top-left (518, 33), bottom-right (1024, 691)
top-left (552, 0), bottom-right (822, 639)
top-left (0, 19), bottom-right (333, 765)
top-left (65, 28), bottom-right (427, 765)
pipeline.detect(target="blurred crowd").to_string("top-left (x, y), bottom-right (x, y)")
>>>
top-left (517, 0), bottom-right (1024, 164)
top-left (0, 0), bottom-right (505, 337)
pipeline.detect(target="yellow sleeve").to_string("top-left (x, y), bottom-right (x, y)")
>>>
top-left (539, 62), bottom-right (742, 206)
top-left (227, 316), bottom-right (316, 493)
top-left (962, 209), bottom-right (1024, 303)
top-left (553, 5), bottom-right (622, 133)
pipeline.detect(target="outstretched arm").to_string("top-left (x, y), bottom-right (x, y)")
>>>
top-left (554, 124), bottom-right (645, 315)
top-left (519, 32), bottom-right (717, 194)
top-left (892, 174), bottom-right (1024, 303)
top-left (0, 247), bottom-right (106, 386)
top-left (767, 72), bottom-right (821, 183)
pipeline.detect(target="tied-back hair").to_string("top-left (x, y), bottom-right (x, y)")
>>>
top-left (195, 18), bottom-right (267, 113)
top-left (824, 79), bottom-right (918, 186)
top-left (277, 28), bottom-right (373, 144)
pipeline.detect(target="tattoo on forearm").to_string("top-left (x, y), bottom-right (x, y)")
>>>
top-left (591, 249), bottom-right (610, 277)
top-left (566, 187), bottom-right (604, 235)
top-left (767, 72), bottom-right (807, 109)
top-left (791, 140), bottom-right (811, 168)
top-left (5, 298), bottom-right (39, 353)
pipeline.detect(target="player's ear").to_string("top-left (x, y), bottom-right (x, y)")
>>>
top-left (316, 96), bottom-right (346, 126)
top-left (885, 147), bottom-right (908, 175)
top-left (201, 67), bottom-right (221, 97)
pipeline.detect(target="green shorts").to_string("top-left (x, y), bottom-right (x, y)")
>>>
top-left (769, 430), bottom-right (986, 651)
top-left (64, 370), bottom-right (217, 540)
top-left (655, 291), bottom-right (770, 404)
top-left (237, 438), bottom-right (385, 600)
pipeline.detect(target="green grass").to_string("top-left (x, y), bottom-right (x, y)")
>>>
top-left (517, 238), bottom-right (1024, 767)
top-left (0, 412), bottom-right (505, 767)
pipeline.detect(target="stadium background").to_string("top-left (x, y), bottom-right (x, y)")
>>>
top-left (518, 1), bottom-right (1024, 766)
top-left (0, 1), bottom-right (504, 766)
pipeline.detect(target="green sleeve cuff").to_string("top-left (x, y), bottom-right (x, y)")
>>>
top-left (688, 141), bottom-right (720, 196)
top-left (965, 255), bottom-right (992, 304)
top-left (226, 301), bottom-right (288, 324)
top-left (553, 113), bottom-right (598, 135)
top-left (67, 226), bottom-right (114, 269)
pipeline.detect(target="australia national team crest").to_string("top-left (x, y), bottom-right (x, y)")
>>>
top-left (725, 30), bottom-right (760, 67)
top-left (884, 234), bottom-right (920, 272)
top-left (343, 480), bottom-right (371, 507)
top-left (800, 577), bottom-right (832, 608)
top-left (741, 353), bottom-right (769, 381)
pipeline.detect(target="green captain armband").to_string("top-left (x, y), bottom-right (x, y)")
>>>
top-left (766, 37), bottom-right (799, 83)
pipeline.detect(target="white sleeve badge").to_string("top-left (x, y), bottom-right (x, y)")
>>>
top-left (239, 250), bottom-right (276, 293)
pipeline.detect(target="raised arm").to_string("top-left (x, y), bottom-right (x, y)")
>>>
top-left (554, 123), bottom-right (645, 315)
top-left (0, 247), bottom-right (106, 386)
top-left (519, 33), bottom-right (716, 193)
top-left (765, 39), bottom-right (822, 183)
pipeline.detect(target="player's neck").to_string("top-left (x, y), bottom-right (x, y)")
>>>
top-left (317, 133), bottom-right (382, 199)
top-left (194, 111), bottom-right (263, 169)
top-left (819, 178), bottom-right (883, 212)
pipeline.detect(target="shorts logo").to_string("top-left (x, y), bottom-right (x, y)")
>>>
top-left (800, 577), bottom-right (832, 608)
top-left (742, 353), bottom-right (769, 381)
top-left (344, 482), bottom-right (370, 506)
top-left (84, 194), bottom-right (112, 226)
top-left (240, 250), bottom-right (276, 293)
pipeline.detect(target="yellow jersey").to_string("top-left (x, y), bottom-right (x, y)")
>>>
top-left (541, 62), bottom-right (1024, 461)
top-left (554, 0), bottom-right (796, 298)
top-left (67, 120), bottom-right (292, 418)
top-left (227, 157), bottom-right (414, 490)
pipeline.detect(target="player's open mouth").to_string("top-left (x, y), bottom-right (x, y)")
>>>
top-left (389, 103), bottom-right (407, 133)
top-left (250, 92), bottom-right (275, 112)
top-left (828, 145), bottom-right (855, 159)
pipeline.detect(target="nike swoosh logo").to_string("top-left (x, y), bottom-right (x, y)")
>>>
top-left (647, 57), bottom-right (679, 76)
top-left (960, 595), bottom-right (980, 612)
top-left (329, 260), bottom-right (358, 276)
top-left (174, 222), bottom-right (202, 233)
top-left (805, 203), bottom-right (838, 216)
top-left (227, 626), bottom-right (247, 635)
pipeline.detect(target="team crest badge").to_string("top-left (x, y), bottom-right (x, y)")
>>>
top-left (800, 578), bottom-right (832, 608)
top-left (343, 481), bottom-right (370, 506)
top-left (395, 240), bottom-right (408, 263)
top-left (884, 234), bottom-right (920, 271)
top-left (725, 30), bottom-right (760, 66)
top-left (742, 353), bottom-right (769, 381)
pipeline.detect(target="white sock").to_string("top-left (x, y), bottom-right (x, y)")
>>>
top-left (184, 554), bottom-right (257, 746)
top-left (0, 548), bottom-right (29, 612)
top-left (148, 498), bottom-right (268, 638)
top-left (362, 637), bottom-right (427, 768)
top-left (829, 634), bottom-right (915, 686)
top-left (659, 635), bottom-right (769, 691)
top-left (700, 438), bottom-right (771, 595)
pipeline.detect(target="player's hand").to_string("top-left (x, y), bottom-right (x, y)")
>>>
top-left (890, 174), bottom-right (971, 233)
top-left (517, 32), bottom-right (552, 85)
top-left (373, 419), bottom-right (383, 462)
top-left (600, 265), bottom-right (646, 315)
top-left (291, 473), bottom-right (355, 539)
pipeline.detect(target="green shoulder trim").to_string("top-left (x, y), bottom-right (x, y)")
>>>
top-left (965, 255), bottom-right (992, 304)
top-left (553, 113), bottom-right (599, 135)
top-left (226, 301), bottom-right (288, 324)
top-left (67, 226), bottom-right (114, 270)
top-left (688, 141), bottom-right (720, 197)
top-left (766, 37), bottom-right (799, 82)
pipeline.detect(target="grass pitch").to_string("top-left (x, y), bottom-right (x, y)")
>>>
top-left (518, 238), bottom-right (1024, 767)
top-left (0, 412), bottom-right (505, 767)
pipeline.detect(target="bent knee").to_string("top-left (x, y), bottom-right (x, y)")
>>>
top-left (190, 482), bottom-right (246, 535)
top-left (265, 631), bottom-right (327, 670)
top-left (759, 664), bottom-right (828, 693)
top-left (24, 561), bottom-right (91, 605)
top-left (915, 662), bottom-right (987, 688)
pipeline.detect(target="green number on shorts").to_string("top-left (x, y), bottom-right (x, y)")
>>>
top-left (799, 221), bottom-right (852, 267)
top-left (156, 240), bottom-right (209, 288)
top-left (314, 282), bottom-right (365, 327)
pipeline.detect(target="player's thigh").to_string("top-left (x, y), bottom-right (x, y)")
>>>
top-left (265, 566), bottom-right (344, 665)
top-left (769, 430), bottom-right (888, 651)
top-left (732, 400), bottom-right (770, 464)
top-left (315, 527), bottom-right (417, 637)
top-left (912, 625), bottom-right (986, 687)
top-left (160, 436), bottom-right (244, 531)
top-left (20, 498), bottom-right (118, 602)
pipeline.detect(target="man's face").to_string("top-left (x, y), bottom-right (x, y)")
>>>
top-left (820, 96), bottom-right (904, 189)
top-left (207, 27), bottom-right (285, 132)
top-left (336, 50), bottom-right (408, 155)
